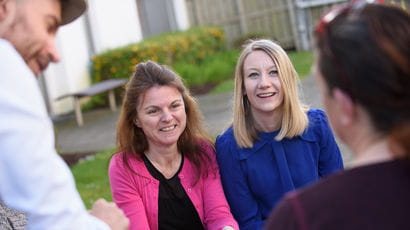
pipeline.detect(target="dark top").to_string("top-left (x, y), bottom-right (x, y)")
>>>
top-left (266, 159), bottom-right (410, 230)
top-left (143, 155), bottom-right (204, 230)
top-left (216, 109), bottom-right (343, 230)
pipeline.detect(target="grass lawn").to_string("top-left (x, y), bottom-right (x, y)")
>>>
top-left (71, 149), bottom-right (114, 209)
top-left (72, 50), bottom-right (314, 207)
top-left (288, 51), bottom-right (314, 78)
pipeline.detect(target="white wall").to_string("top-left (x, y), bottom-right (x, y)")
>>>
top-left (87, 0), bottom-right (143, 53)
top-left (174, 0), bottom-right (190, 30)
top-left (44, 16), bottom-right (90, 116)
top-left (43, 0), bottom-right (143, 115)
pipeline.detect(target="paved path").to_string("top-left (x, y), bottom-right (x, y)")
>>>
top-left (54, 75), bottom-right (352, 165)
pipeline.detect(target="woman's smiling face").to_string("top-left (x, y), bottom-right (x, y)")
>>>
top-left (135, 85), bottom-right (187, 148)
top-left (243, 50), bottom-right (283, 119)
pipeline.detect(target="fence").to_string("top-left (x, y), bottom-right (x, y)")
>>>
top-left (185, 0), bottom-right (409, 50)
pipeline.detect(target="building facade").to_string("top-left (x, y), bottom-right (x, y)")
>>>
top-left (41, 0), bottom-right (189, 116)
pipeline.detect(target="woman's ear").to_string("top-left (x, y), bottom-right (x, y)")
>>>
top-left (333, 88), bottom-right (355, 127)
top-left (134, 117), bottom-right (140, 128)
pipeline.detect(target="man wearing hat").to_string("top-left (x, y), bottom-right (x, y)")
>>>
top-left (0, 0), bottom-right (129, 229)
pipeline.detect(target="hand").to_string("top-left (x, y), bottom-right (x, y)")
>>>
top-left (89, 198), bottom-right (129, 230)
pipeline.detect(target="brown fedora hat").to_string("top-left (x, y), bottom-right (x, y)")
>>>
top-left (61, 0), bottom-right (87, 25)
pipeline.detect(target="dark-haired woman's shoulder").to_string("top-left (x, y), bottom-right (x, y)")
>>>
top-left (265, 160), bottom-right (410, 230)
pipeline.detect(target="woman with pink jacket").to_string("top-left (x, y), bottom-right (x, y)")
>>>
top-left (109, 60), bottom-right (238, 230)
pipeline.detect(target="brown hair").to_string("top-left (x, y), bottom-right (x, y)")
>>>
top-left (116, 60), bottom-right (213, 181)
top-left (315, 3), bottom-right (410, 159)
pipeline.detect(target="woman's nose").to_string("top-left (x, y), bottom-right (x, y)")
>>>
top-left (161, 110), bottom-right (173, 122)
top-left (258, 73), bottom-right (270, 88)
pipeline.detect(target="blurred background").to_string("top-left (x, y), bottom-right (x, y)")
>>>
top-left (39, 0), bottom-right (408, 208)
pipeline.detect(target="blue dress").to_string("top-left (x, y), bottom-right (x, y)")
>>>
top-left (215, 109), bottom-right (344, 230)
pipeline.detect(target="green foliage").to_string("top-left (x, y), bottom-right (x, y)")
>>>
top-left (91, 27), bottom-right (225, 82)
top-left (172, 62), bottom-right (203, 86)
top-left (287, 51), bottom-right (313, 78)
top-left (211, 79), bottom-right (235, 94)
top-left (85, 27), bottom-right (226, 109)
top-left (71, 149), bottom-right (114, 209)
top-left (172, 49), bottom-right (239, 87)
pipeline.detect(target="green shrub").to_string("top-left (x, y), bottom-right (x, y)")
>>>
top-left (91, 27), bottom-right (225, 83)
top-left (211, 79), bottom-right (235, 94)
top-left (172, 62), bottom-right (204, 86)
top-left (173, 49), bottom-right (239, 88)
top-left (85, 27), bottom-right (226, 109)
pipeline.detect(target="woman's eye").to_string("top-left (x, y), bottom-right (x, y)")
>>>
top-left (248, 72), bottom-right (259, 78)
top-left (147, 109), bottom-right (158, 114)
top-left (269, 70), bottom-right (278, 76)
top-left (171, 103), bottom-right (181, 109)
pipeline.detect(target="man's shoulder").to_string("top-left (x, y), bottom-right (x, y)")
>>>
top-left (0, 39), bottom-right (32, 77)
top-left (0, 39), bottom-right (18, 57)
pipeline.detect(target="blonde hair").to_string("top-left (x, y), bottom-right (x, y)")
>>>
top-left (233, 39), bottom-right (309, 148)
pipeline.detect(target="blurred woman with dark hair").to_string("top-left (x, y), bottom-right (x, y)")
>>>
top-left (266, 2), bottom-right (410, 229)
top-left (109, 61), bottom-right (238, 230)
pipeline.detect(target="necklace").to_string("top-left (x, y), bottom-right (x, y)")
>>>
top-left (145, 152), bottom-right (182, 179)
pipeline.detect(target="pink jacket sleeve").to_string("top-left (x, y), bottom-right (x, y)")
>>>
top-left (201, 143), bottom-right (239, 230)
top-left (108, 154), bottom-right (150, 230)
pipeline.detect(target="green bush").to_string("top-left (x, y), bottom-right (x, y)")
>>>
top-left (91, 27), bottom-right (225, 83)
top-left (173, 49), bottom-right (239, 88)
top-left (172, 62), bottom-right (204, 86)
top-left (85, 27), bottom-right (226, 109)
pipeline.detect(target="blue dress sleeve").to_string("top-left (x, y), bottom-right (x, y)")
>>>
top-left (310, 109), bottom-right (344, 176)
top-left (215, 129), bottom-right (265, 230)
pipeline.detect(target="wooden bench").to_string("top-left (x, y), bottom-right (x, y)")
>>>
top-left (56, 78), bottom-right (127, 127)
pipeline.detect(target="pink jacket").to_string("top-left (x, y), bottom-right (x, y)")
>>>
top-left (109, 144), bottom-right (239, 230)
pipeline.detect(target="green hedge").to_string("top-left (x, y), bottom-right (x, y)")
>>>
top-left (83, 27), bottom-right (226, 110)
top-left (173, 49), bottom-right (239, 87)
top-left (91, 27), bottom-right (226, 83)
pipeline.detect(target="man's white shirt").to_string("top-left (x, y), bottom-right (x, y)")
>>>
top-left (0, 38), bottom-right (109, 230)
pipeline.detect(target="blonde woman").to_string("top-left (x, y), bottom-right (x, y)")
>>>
top-left (215, 39), bottom-right (343, 230)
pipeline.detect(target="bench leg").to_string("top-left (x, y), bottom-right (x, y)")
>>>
top-left (108, 90), bottom-right (117, 111)
top-left (73, 97), bottom-right (84, 127)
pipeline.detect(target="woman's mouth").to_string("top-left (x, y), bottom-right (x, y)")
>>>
top-left (257, 92), bottom-right (276, 98)
top-left (160, 125), bottom-right (177, 132)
